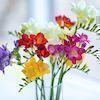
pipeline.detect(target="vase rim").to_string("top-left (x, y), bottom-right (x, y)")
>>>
top-left (36, 82), bottom-right (63, 88)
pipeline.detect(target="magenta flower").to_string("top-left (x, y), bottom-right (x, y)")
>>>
top-left (0, 45), bottom-right (11, 73)
top-left (48, 45), bottom-right (56, 55)
top-left (55, 45), bottom-right (64, 53)
top-left (66, 35), bottom-right (79, 45)
top-left (65, 45), bottom-right (85, 64)
top-left (48, 33), bottom-right (88, 64)
top-left (48, 44), bottom-right (65, 55)
top-left (79, 33), bottom-right (90, 44)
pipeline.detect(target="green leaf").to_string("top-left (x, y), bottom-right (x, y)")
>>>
top-left (22, 78), bottom-right (29, 83)
top-left (19, 88), bottom-right (23, 92)
top-left (91, 50), bottom-right (99, 54)
top-left (19, 84), bottom-right (24, 87)
top-left (86, 46), bottom-right (94, 53)
top-left (12, 47), bottom-right (21, 65)
top-left (75, 63), bottom-right (90, 73)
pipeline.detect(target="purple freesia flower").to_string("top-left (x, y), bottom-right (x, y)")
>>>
top-left (48, 45), bottom-right (56, 55)
top-left (0, 45), bottom-right (11, 73)
top-left (48, 44), bottom-right (65, 55)
top-left (55, 45), bottom-right (64, 53)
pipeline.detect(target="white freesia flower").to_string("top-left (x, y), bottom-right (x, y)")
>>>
top-left (43, 22), bottom-right (69, 39)
top-left (19, 19), bottom-right (43, 34)
top-left (19, 19), bottom-right (75, 43)
top-left (71, 0), bottom-right (97, 23)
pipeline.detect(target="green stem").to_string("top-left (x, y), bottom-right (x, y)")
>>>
top-left (55, 66), bottom-right (64, 100)
top-left (35, 80), bottom-right (38, 100)
top-left (50, 76), bottom-right (55, 100)
top-left (41, 80), bottom-right (43, 100)
top-left (42, 78), bottom-right (46, 100)
top-left (74, 25), bottom-right (78, 35)
top-left (56, 67), bottom-right (70, 100)
top-left (36, 81), bottom-right (45, 99)
top-left (50, 58), bottom-right (56, 100)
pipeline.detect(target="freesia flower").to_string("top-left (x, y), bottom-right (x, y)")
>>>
top-left (33, 33), bottom-right (49, 57)
top-left (64, 34), bottom-right (89, 47)
top-left (33, 33), bottom-right (48, 45)
top-left (18, 34), bottom-right (32, 49)
top-left (0, 45), bottom-right (11, 73)
top-left (19, 19), bottom-right (43, 34)
top-left (78, 33), bottom-right (90, 44)
top-left (19, 19), bottom-right (67, 39)
top-left (65, 35), bottom-right (79, 45)
top-left (66, 59), bottom-right (73, 67)
top-left (48, 45), bottom-right (56, 55)
top-left (36, 45), bottom-right (50, 58)
top-left (18, 33), bottom-right (49, 58)
top-left (65, 45), bottom-right (85, 64)
top-left (48, 44), bottom-right (65, 55)
top-left (48, 33), bottom-right (89, 62)
top-left (18, 33), bottom-right (48, 48)
top-left (43, 22), bottom-right (69, 41)
top-left (55, 15), bottom-right (75, 28)
top-left (22, 57), bottom-right (50, 81)
top-left (64, 34), bottom-right (89, 64)
top-left (71, 0), bottom-right (97, 23)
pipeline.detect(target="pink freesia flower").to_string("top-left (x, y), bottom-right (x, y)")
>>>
top-left (48, 33), bottom-right (88, 64)
top-left (48, 45), bottom-right (56, 55)
top-left (79, 33), bottom-right (90, 43)
top-left (65, 45), bottom-right (85, 64)
top-left (66, 35), bottom-right (79, 45)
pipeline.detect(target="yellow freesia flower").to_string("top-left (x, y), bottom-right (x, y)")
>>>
top-left (22, 57), bottom-right (50, 81)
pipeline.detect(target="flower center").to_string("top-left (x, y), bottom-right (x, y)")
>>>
top-left (70, 50), bottom-right (78, 57)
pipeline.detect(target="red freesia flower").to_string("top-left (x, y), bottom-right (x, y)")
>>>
top-left (18, 34), bottom-right (32, 49)
top-left (30, 34), bottom-right (35, 42)
top-left (18, 33), bottom-right (48, 48)
top-left (55, 15), bottom-right (75, 28)
top-left (55, 15), bottom-right (63, 28)
top-left (63, 15), bottom-right (75, 28)
top-left (18, 33), bottom-right (49, 58)
top-left (34, 33), bottom-right (48, 45)
top-left (36, 45), bottom-right (50, 58)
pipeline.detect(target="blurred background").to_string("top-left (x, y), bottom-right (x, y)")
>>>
top-left (0, 0), bottom-right (100, 100)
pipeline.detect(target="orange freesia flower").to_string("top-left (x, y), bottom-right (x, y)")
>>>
top-left (22, 57), bottom-right (50, 81)
top-left (55, 15), bottom-right (75, 28)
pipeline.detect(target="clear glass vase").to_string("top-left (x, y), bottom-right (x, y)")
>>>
top-left (34, 77), bottom-right (63, 100)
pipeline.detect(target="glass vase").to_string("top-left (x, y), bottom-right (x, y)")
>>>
top-left (34, 77), bottom-right (63, 100)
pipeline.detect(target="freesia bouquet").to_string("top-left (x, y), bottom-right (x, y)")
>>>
top-left (0, 0), bottom-right (100, 100)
